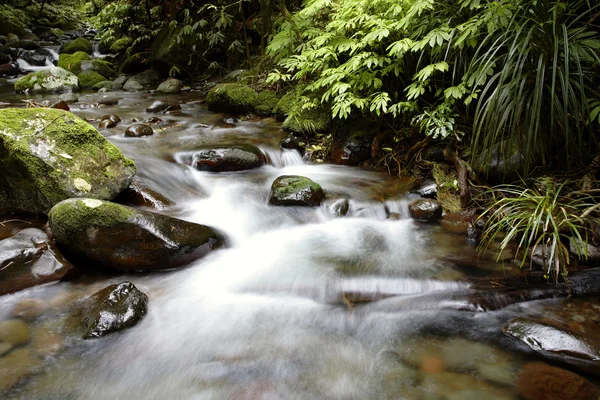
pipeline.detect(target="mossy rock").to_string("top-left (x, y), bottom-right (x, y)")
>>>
top-left (206, 83), bottom-right (258, 114)
top-left (80, 60), bottom-right (115, 78)
top-left (77, 71), bottom-right (106, 89)
top-left (254, 91), bottom-right (280, 117)
top-left (48, 198), bottom-right (226, 272)
top-left (269, 175), bottom-right (325, 207)
top-left (110, 37), bottom-right (133, 53)
top-left (282, 104), bottom-right (331, 135)
top-left (273, 90), bottom-right (298, 122)
top-left (57, 51), bottom-right (90, 73)
top-left (50, 28), bottom-right (64, 38)
top-left (60, 37), bottom-right (92, 54)
top-left (92, 80), bottom-right (121, 92)
top-left (7, 40), bottom-right (39, 50)
top-left (0, 108), bottom-right (136, 215)
top-left (120, 52), bottom-right (150, 74)
top-left (14, 67), bottom-right (80, 94)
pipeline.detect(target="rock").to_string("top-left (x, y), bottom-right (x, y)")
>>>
top-left (206, 83), bottom-right (258, 114)
top-left (114, 184), bottom-right (171, 209)
top-left (0, 53), bottom-right (11, 64)
top-left (422, 144), bottom-right (446, 163)
top-left (92, 80), bottom-right (122, 91)
top-left (48, 198), bottom-right (226, 272)
top-left (7, 40), bottom-right (39, 50)
top-left (440, 213), bottom-right (471, 235)
top-left (51, 100), bottom-right (70, 111)
top-left (0, 348), bottom-right (38, 392)
top-left (503, 317), bottom-right (600, 361)
top-left (254, 91), bottom-right (279, 117)
top-left (79, 59), bottom-right (115, 78)
top-left (6, 33), bottom-right (20, 42)
top-left (123, 78), bottom-right (144, 92)
top-left (81, 282), bottom-right (148, 339)
top-left (99, 119), bottom-right (116, 128)
top-left (14, 67), bottom-right (79, 93)
top-left (58, 92), bottom-right (79, 104)
top-left (109, 37), bottom-right (133, 53)
top-left (125, 123), bottom-right (154, 137)
top-left (146, 100), bottom-right (181, 113)
top-left (326, 198), bottom-right (350, 217)
top-left (131, 69), bottom-right (161, 87)
top-left (0, 108), bottom-right (136, 214)
top-left (280, 136), bottom-right (304, 155)
top-left (0, 62), bottom-right (19, 75)
top-left (181, 146), bottom-right (266, 172)
top-left (0, 228), bottom-right (75, 295)
top-left (0, 319), bottom-right (31, 346)
top-left (570, 238), bottom-right (600, 265)
top-left (516, 362), bottom-right (599, 400)
top-left (57, 51), bottom-right (90, 74)
top-left (119, 52), bottom-right (150, 74)
top-left (475, 139), bottom-right (525, 183)
top-left (21, 50), bottom-right (48, 67)
top-left (156, 78), bottom-right (182, 94)
top-left (77, 70), bottom-right (106, 89)
top-left (113, 75), bottom-right (128, 86)
top-left (150, 25), bottom-right (203, 76)
top-left (11, 298), bottom-right (46, 322)
top-left (269, 175), bottom-right (325, 207)
top-left (408, 199), bottom-right (443, 221)
top-left (101, 114), bottom-right (121, 124)
top-left (60, 37), bottom-right (92, 54)
top-left (97, 96), bottom-right (119, 106)
top-left (329, 126), bottom-right (375, 165)
top-left (411, 180), bottom-right (437, 199)
top-left (143, 117), bottom-right (163, 125)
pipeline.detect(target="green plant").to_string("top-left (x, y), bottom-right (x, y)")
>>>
top-left (478, 178), bottom-right (600, 280)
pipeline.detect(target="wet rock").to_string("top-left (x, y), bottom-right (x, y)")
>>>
top-left (411, 180), bottom-right (437, 199)
top-left (125, 123), bottom-right (154, 137)
top-left (503, 317), bottom-right (600, 361)
top-left (0, 62), bottom-right (19, 75)
top-left (130, 69), bottom-right (161, 87)
top-left (280, 136), bottom-right (305, 155)
top-left (269, 175), bottom-right (325, 207)
top-left (123, 78), bottom-right (144, 92)
top-left (0, 319), bottom-right (31, 346)
top-left (0, 348), bottom-right (38, 392)
top-left (50, 100), bottom-right (70, 111)
top-left (474, 139), bottom-right (525, 183)
top-left (327, 198), bottom-right (350, 217)
top-left (97, 96), bottom-right (119, 106)
top-left (0, 228), bottom-right (76, 295)
top-left (31, 321), bottom-right (63, 358)
top-left (81, 282), bottom-right (148, 339)
top-left (110, 37), bottom-right (133, 54)
top-left (183, 146), bottom-right (266, 172)
top-left (58, 92), bottom-right (78, 104)
top-left (79, 60), bottom-right (115, 78)
top-left (92, 80), bottom-right (122, 92)
top-left (21, 50), bottom-right (48, 67)
top-left (143, 116), bottom-right (163, 125)
top-left (99, 119), bottom-right (116, 128)
top-left (516, 362), bottom-right (599, 400)
top-left (11, 298), bottom-right (46, 322)
top-left (57, 51), bottom-right (89, 74)
top-left (7, 40), bottom-right (39, 50)
top-left (570, 238), bottom-right (600, 265)
top-left (206, 83), bottom-right (258, 114)
top-left (59, 37), bottom-right (92, 54)
top-left (146, 100), bottom-right (181, 113)
top-left (0, 108), bottom-right (136, 214)
top-left (114, 184), bottom-right (171, 209)
top-left (329, 128), bottom-right (374, 166)
top-left (157, 78), bottom-right (183, 94)
top-left (421, 144), bottom-right (446, 163)
top-left (48, 198), bottom-right (226, 272)
top-left (114, 75), bottom-right (128, 86)
top-left (440, 213), bottom-right (471, 235)
top-left (78, 70), bottom-right (106, 89)
top-left (408, 199), bottom-right (442, 221)
top-left (101, 114), bottom-right (121, 124)
top-left (14, 67), bottom-right (79, 93)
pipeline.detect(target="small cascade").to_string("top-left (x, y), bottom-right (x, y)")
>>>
top-left (16, 57), bottom-right (54, 73)
top-left (261, 146), bottom-right (304, 167)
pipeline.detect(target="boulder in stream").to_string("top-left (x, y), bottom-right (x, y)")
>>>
top-left (81, 282), bottom-right (148, 339)
top-left (48, 198), bottom-right (226, 272)
top-left (516, 362), bottom-right (599, 400)
top-left (125, 123), bottom-right (154, 137)
top-left (146, 100), bottom-right (181, 113)
top-left (14, 67), bottom-right (80, 93)
top-left (123, 78), bottom-right (144, 92)
top-left (0, 108), bottom-right (136, 214)
top-left (269, 175), bottom-right (325, 207)
top-left (0, 228), bottom-right (76, 296)
top-left (59, 37), bottom-right (92, 54)
top-left (181, 145), bottom-right (266, 172)
top-left (408, 199), bottom-right (443, 221)
top-left (156, 78), bottom-right (183, 94)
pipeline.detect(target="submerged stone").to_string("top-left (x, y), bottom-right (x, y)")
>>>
top-left (516, 362), bottom-right (599, 400)
top-left (60, 37), bottom-right (92, 54)
top-left (0, 108), bottom-right (136, 214)
top-left (125, 123), bottom-right (154, 137)
top-left (0, 228), bottom-right (75, 295)
top-left (269, 175), bottom-right (325, 207)
top-left (48, 198), bottom-right (226, 272)
top-left (181, 145), bottom-right (266, 172)
top-left (82, 282), bottom-right (148, 339)
top-left (146, 100), bottom-right (181, 113)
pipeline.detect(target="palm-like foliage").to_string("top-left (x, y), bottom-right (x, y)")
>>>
top-left (479, 178), bottom-right (600, 280)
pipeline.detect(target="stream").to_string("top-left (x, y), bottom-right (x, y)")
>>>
top-left (0, 86), bottom-right (599, 399)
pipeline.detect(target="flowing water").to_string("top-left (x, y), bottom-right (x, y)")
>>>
top-left (0, 89), bottom-right (596, 399)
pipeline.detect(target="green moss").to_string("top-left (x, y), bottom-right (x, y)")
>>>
top-left (206, 83), bottom-right (258, 114)
top-left (272, 176), bottom-right (322, 196)
top-left (273, 90), bottom-right (298, 121)
top-left (58, 52), bottom-right (90, 73)
top-left (62, 37), bottom-right (92, 54)
top-left (78, 71), bottom-right (106, 89)
top-left (254, 91), bottom-right (279, 115)
top-left (120, 52), bottom-right (150, 74)
top-left (49, 199), bottom-right (134, 230)
top-left (110, 37), bottom-right (133, 53)
top-left (283, 105), bottom-right (331, 135)
top-left (92, 80), bottom-right (120, 91)
top-left (81, 60), bottom-right (115, 78)
top-left (50, 28), bottom-right (64, 38)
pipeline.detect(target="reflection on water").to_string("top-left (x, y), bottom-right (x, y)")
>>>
top-left (0, 89), bottom-right (590, 399)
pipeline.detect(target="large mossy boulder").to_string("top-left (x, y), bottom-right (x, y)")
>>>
top-left (269, 175), bottom-right (325, 207)
top-left (80, 60), bottom-right (115, 78)
top-left (77, 71), bottom-right (106, 89)
top-left (48, 198), bottom-right (226, 272)
top-left (0, 228), bottom-right (75, 295)
top-left (0, 108), bottom-right (136, 215)
top-left (254, 91), bottom-right (279, 117)
top-left (57, 51), bottom-right (90, 73)
top-left (282, 105), bottom-right (331, 135)
top-left (60, 37), bottom-right (92, 54)
top-left (109, 37), bottom-right (133, 53)
top-left (81, 282), bottom-right (148, 339)
top-left (206, 83), bottom-right (258, 114)
top-left (119, 52), bottom-right (150, 74)
top-left (14, 67), bottom-right (80, 94)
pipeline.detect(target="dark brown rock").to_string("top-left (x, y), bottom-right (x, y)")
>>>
top-left (408, 199), bottom-right (442, 221)
top-left (146, 100), bottom-right (181, 114)
top-left (516, 362), bottom-right (599, 400)
top-left (125, 123), bottom-right (154, 137)
top-left (440, 213), bottom-right (471, 234)
top-left (180, 146), bottom-right (266, 172)
top-left (269, 175), bottom-right (325, 207)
